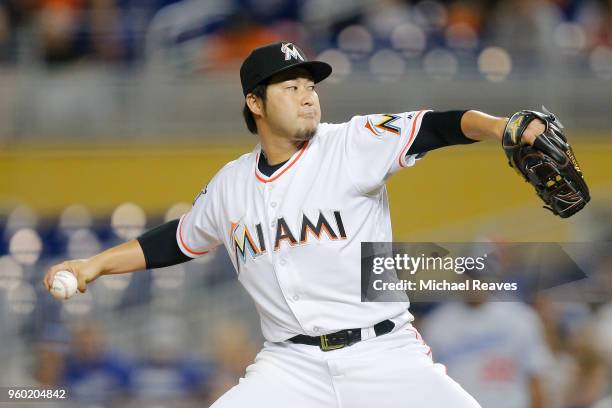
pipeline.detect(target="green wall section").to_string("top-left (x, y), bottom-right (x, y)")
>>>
top-left (1, 139), bottom-right (610, 238)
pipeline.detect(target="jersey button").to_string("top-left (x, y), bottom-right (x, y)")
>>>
top-left (270, 202), bottom-right (277, 208)
top-left (313, 327), bottom-right (320, 333)
top-left (292, 295), bottom-right (300, 301)
top-left (279, 259), bottom-right (287, 266)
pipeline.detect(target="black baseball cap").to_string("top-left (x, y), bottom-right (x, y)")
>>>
top-left (240, 42), bottom-right (332, 96)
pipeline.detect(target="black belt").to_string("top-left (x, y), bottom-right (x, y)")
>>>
top-left (289, 320), bottom-right (395, 351)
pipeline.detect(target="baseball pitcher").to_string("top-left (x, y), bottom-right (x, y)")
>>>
top-left (43, 42), bottom-right (589, 407)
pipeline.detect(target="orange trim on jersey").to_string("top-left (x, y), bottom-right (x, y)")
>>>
top-left (410, 326), bottom-right (434, 360)
top-left (178, 213), bottom-right (209, 256)
top-left (255, 141), bottom-right (309, 183)
top-left (365, 119), bottom-right (377, 136)
top-left (398, 110), bottom-right (426, 168)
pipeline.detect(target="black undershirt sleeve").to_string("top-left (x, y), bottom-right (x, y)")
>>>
top-left (137, 219), bottom-right (192, 269)
top-left (407, 110), bottom-right (477, 156)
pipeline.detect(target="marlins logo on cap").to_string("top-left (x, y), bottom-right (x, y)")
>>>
top-left (240, 42), bottom-right (333, 96)
top-left (281, 43), bottom-right (305, 62)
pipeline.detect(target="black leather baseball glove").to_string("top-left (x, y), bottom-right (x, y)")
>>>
top-left (502, 107), bottom-right (590, 218)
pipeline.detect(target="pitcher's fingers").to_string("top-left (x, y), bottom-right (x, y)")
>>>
top-left (43, 270), bottom-right (52, 290)
top-left (45, 263), bottom-right (65, 289)
top-left (77, 275), bottom-right (88, 293)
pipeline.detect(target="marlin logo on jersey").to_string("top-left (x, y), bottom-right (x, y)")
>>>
top-left (230, 211), bottom-right (347, 269)
top-left (281, 42), bottom-right (304, 61)
top-left (231, 222), bottom-right (266, 271)
top-left (365, 114), bottom-right (402, 137)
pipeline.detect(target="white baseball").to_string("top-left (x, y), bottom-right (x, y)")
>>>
top-left (50, 270), bottom-right (78, 300)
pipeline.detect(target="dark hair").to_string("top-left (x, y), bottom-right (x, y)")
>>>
top-left (242, 83), bottom-right (268, 134)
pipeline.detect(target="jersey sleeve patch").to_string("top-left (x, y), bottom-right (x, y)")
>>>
top-left (364, 114), bottom-right (403, 137)
top-left (340, 110), bottom-right (429, 195)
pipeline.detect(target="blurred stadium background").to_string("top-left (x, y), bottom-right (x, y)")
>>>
top-left (0, 0), bottom-right (611, 407)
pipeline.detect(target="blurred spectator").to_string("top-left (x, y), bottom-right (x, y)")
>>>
top-left (1, 0), bottom-right (611, 71)
top-left (0, 4), bottom-right (9, 54)
top-left (535, 295), bottom-right (610, 408)
top-left (596, 300), bottom-right (612, 365)
top-left (420, 299), bottom-right (552, 408)
top-left (89, 0), bottom-right (125, 62)
top-left (235, 0), bottom-right (301, 25)
top-left (489, 0), bottom-right (563, 67)
top-left (63, 320), bottom-right (134, 406)
top-left (125, 315), bottom-right (213, 406)
top-left (37, 0), bottom-right (88, 67)
top-left (603, 2), bottom-right (612, 45)
top-left (0, 0), bottom-right (38, 63)
top-left (31, 324), bottom-right (69, 387)
top-left (574, 0), bottom-right (612, 48)
top-left (563, 323), bottom-right (609, 408)
top-left (593, 298), bottom-right (612, 405)
top-left (534, 295), bottom-right (578, 408)
top-left (204, 11), bottom-right (283, 71)
top-left (363, 0), bottom-right (412, 39)
top-left (206, 321), bottom-right (258, 404)
top-left (446, 0), bottom-right (484, 32)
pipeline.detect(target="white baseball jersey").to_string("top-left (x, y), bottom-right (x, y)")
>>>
top-left (420, 302), bottom-right (552, 408)
top-left (177, 110), bottom-right (428, 342)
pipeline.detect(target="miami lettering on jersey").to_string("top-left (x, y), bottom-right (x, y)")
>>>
top-left (230, 210), bottom-right (347, 270)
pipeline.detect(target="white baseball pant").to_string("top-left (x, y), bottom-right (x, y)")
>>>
top-left (210, 322), bottom-right (481, 408)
